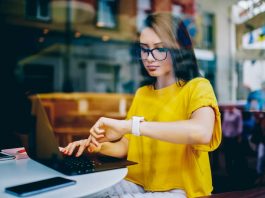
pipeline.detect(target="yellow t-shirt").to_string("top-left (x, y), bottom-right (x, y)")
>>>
top-left (125, 77), bottom-right (222, 198)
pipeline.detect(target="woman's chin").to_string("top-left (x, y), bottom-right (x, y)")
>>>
top-left (147, 71), bottom-right (160, 77)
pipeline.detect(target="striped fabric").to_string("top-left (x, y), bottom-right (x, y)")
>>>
top-left (90, 180), bottom-right (187, 198)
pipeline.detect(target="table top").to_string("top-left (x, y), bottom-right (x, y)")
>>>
top-left (0, 158), bottom-right (127, 198)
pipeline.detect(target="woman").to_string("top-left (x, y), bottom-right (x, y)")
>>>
top-left (61, 13), bottom-right (221, 198)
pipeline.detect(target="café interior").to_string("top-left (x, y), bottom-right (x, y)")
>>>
top-left (1, 0), bottom-right (265, 196)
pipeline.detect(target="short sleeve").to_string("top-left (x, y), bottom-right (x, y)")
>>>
top-left (188, 78), bottom-right (222, 152)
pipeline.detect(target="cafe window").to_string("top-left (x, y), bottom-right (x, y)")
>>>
top-left (202, 13), bottom-right (214, 49)
top-left (23, 64), bottom-right (54, 93)
top-left (96, 0), bottom-right (118, 29)
top-left (25, 0), bottom-right (51, 21)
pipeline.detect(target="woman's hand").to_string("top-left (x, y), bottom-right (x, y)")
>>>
top-left (89, 117), bottom-right (131, 143)
top-left (59, 117), bottom-right (131, 157)
top-left (59, 139), bottom-right (102, 157)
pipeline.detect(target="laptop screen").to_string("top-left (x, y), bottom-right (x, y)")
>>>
top-left (25, 95), bottom-right (63, 162)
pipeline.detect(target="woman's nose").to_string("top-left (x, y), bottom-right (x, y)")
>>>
top-left (146, 52), bottom-right (155, 62)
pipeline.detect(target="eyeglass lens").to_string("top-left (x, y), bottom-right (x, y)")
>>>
top-left (140, 48), bottom-right (168, 61)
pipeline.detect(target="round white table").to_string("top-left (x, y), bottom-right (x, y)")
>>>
top-left (0, 158), bottom-right (127, 198)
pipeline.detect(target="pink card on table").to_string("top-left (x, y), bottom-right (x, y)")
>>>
top-left (1, 147), bottom-right (28, 159)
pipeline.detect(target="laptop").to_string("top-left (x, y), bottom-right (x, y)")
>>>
top-left (23, 95), bottom-right (136, 176)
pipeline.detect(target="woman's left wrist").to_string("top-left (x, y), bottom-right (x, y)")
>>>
top-left (121, 120), bottom-right (132, 135)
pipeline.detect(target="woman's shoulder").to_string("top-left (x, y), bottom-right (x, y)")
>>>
top-left (187, 77), bottom-right (210, 85)
top-left (183, 77), bottom-right (212, 90)
top-left (135, 85), bottom-right (152, 94)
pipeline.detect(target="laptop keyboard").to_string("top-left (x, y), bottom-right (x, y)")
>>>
top-left (62, 156), bottom-right (102, 175)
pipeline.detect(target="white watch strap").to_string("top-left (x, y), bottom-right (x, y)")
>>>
top-left (132, 116), bottom-right (144, 136)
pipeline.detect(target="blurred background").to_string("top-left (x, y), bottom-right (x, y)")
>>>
top-left (0, 0), bottom-right (265, 194)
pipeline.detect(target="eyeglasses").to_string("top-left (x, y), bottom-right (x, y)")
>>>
top-left (139, 47), bottom-right (169, 61)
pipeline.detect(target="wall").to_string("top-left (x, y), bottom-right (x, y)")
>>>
top-left (197, 0), bottom-right (238, 102)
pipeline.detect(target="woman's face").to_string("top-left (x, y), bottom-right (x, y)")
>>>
top-left (140, 27), bottom-right (174, 78)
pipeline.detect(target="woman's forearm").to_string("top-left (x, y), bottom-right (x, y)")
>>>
top-left (140, 120), bottom-right (209, 144)
top-left (128, 107), bottom-right (215, 145)
top-left (99, 137), bottom-right (128, 158)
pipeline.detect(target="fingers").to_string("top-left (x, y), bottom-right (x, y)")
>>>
top-left (94, 123), bottom-right (105, 134)
top-left (59, 147), bottom-right (64, 152)
top-left (91, 136), bottom-right (99, 147)
top-left (62, 140), bottom-right (86, 156)
top-left (62, 143), bottom-right (72, 155)
top-left (85, 135), bottom-right (100, 147)
top-left (87, 143), bottom-right (94, 153)
top-left (59, 136), bottom-right (103, 157)
top-left (89, 118), bottom-right (106, 138)
top-left (90, 127), bottom-right (105, 139)
top-left (75, 142), bottom-right (86, 157)
top-left (85, 135), bottom-right (92, 147)
top-left (88, 143), bottom-right (96, 153)
top-left (88, 142), bottom-right (101, 153)
top-left (60, 117), bottom-right (111, 157)
top-left (68, 142), bottom-right (79, 156)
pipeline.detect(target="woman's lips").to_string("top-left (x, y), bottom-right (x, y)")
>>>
top-left (146, 65), bottom-right (159, 71)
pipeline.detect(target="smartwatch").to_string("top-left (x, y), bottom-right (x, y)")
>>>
top-left (132, 116), bottom-right (144, 136)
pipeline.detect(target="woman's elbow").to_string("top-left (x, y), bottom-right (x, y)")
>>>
top-left (105, 148), bottom-right (127, 159)
top-left (117, 145), bottom-right (128, 158)
top-left (115, 153), bottom-right (127, 159)
top-left (199, 132), bottom-right (212, 144)
top-left (189, 126), bottom-right (213, 144)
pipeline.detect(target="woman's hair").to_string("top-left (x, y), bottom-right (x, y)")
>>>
top-left (138, 12), bottom-right (201, 86)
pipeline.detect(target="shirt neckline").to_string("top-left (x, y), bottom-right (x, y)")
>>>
top-left (150, 82), bottom-right (181, 96)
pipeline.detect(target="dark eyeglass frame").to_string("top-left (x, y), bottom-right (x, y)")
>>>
top-left (139, 47), bottom-right (169, 61)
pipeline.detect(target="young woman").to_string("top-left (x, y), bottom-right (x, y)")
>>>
top-left (61, 13), bottom-right (221, 198)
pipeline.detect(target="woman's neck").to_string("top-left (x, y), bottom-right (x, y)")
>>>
top-left (155, 77), bottom-right (176, 89)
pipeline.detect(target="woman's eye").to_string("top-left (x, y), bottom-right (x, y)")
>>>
top-left (141, 47), bottom-right (149, 52)
top-left (157, 48), bottom-right (168, 52)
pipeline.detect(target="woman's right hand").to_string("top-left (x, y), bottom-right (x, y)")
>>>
top-left (60, 117), bottom-right (131, 157)
top-left (59, 138), bottom-right (101, 157)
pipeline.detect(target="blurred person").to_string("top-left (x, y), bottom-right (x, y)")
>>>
top-left (244, 97), bottom-right (260, 153)
top-left (245, 82), bottom-right (265, 185)
top-left (61, 13), bottom-right (222, 198)
top-left (250, 112), bottom-right (265, 186)
top-left (248, 99), bottom-right (260, 111)
top-left (221, 105), bottom-right (243, 176)
top-left (245, 81), bottom-right (265, 111)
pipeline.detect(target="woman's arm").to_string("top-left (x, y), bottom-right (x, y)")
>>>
top-left (90, 107), bottom-right (215, 145)
top-left (138, 107), bottom-right (215, 144)
top-left (98, 137), bottom-right (128, 158)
